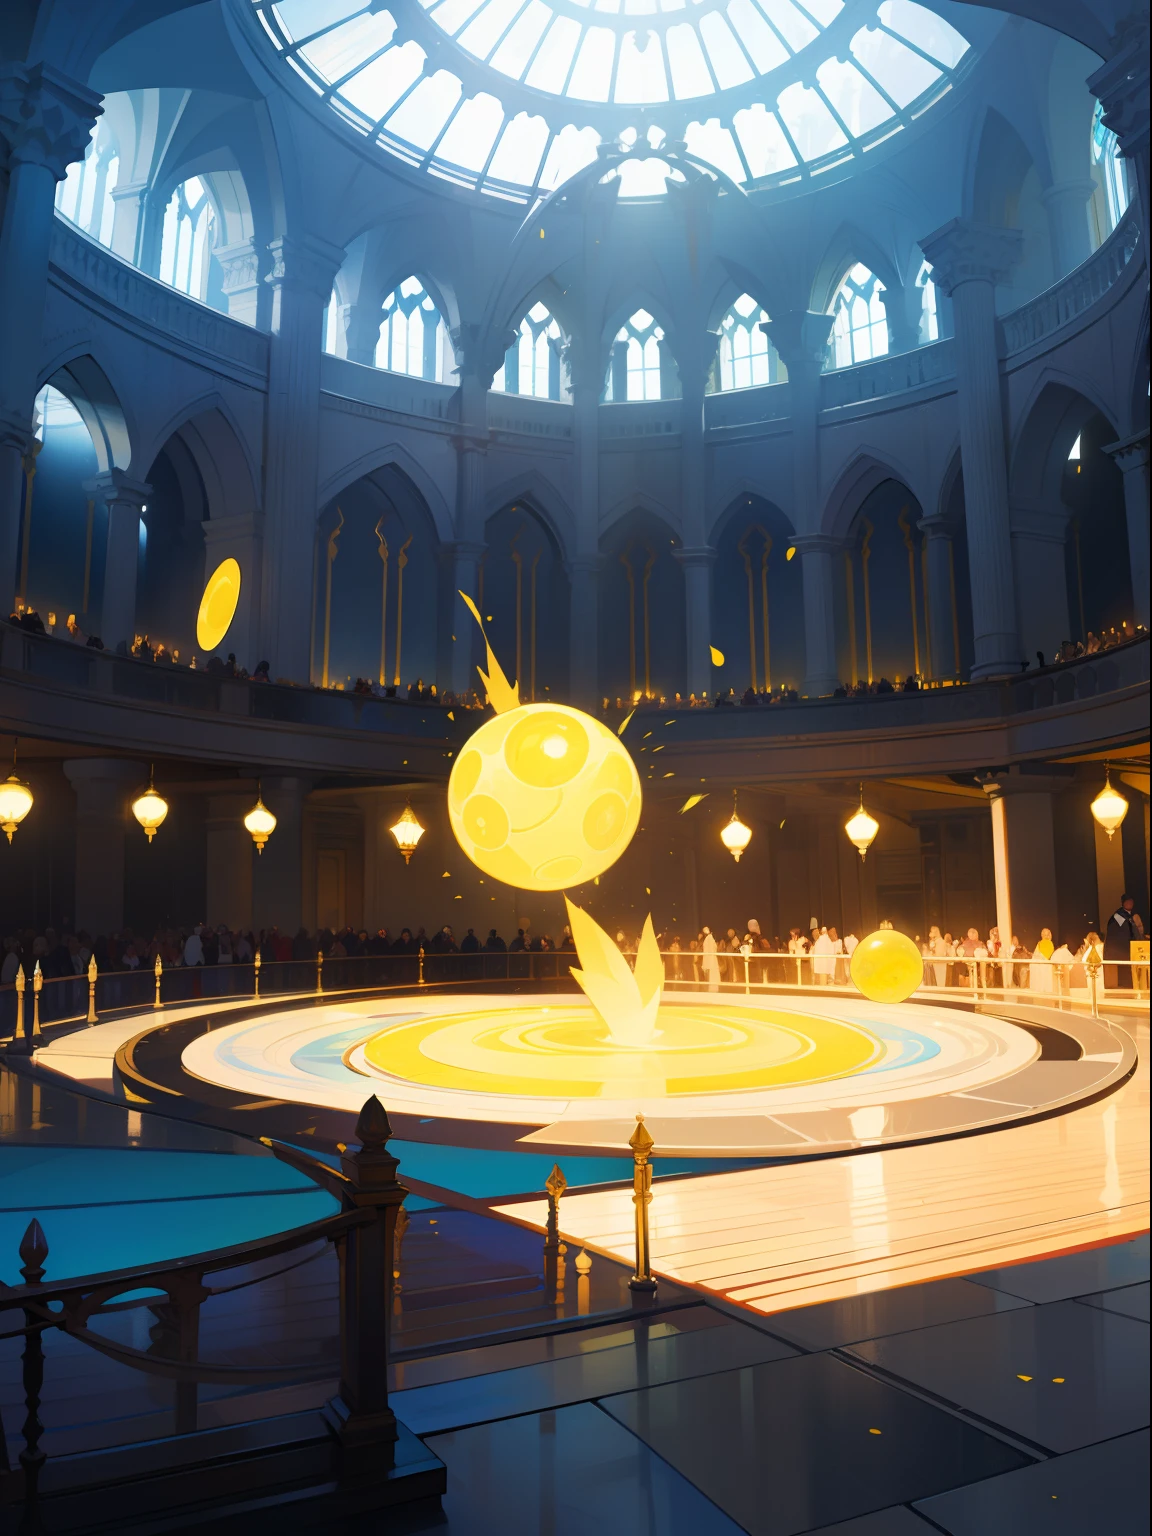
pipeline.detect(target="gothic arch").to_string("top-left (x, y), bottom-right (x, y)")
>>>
top-left (820, 449), bottom-right (927, 542)
top-left (35, 350), bottom-right (133, 473)
top-left (809, 223), bottom-right (902, 318)
top-left (318, 444), bottom-right (453, 543)
top-left (1009, 373), bottom-right (1120, 508)
top-left (137, 393), bottom-right (260, 515)
top-left (485, 469), bottom-right (576, 563)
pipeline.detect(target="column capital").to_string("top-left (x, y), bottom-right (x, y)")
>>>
top-left (1088, 16), bottom-right (1150, 156)
top-left (760, 309), bottom-right (834, 369)
top-left (442, 540), bottom-right (488, 561)
top-left (1040, 178), bottom-right (1099, 210)
top-left (451, 322), bottom-right (517, 389)
top-left (790, 532), bottom-right (840, 556)
top-left (672, 544), bottom-right (717, 568)
top-left (919, 219), bottom-right (1023, 295)
top-left (84, 469), bottom-right (151, 510)
top-left (1009, 504), bottom-right (1069, 544)
top-left (0, 404), bottom-right (33, 455)
top-left (202, 511), bottom-right (265, 544)
top-left (265, 234), bottom-right (344, 301)
top-left (0, 63), bottom-right (101, 179)
top-left (1102, 429), bottom-right (1149, 474)
top-left (567, 554), bottom-right (602, 577)
top-left (216, 239), bottom-right (262, 295)
top-left (917, 514), bottom-right (954, 541)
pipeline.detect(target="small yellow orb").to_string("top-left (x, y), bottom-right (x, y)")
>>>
top-left (849, 930), bottom-right (924, 1004)
top-left (448, 703), bottom-right (642, 890)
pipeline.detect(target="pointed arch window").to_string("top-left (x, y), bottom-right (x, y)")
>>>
top-left (828, 263), bottom-right (888, 369)
top-left (159, 177), bottom-right (217, 301)
top-left (713, 294), bottom-right (784, 391)
top-left (604, 309), bottom-right (667, 402)
top-left (494, 302), bottom-right (566, 400)
top-left (1091, 100), bottom-right (1130, 235)
top-left (55, 120), bottom-right (119, 248)
top-left (915, 260), bottom-right (938, 343)
top-left (375, 277), bottom-right (447, 382)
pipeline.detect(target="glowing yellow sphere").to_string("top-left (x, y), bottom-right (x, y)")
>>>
top-left (448, 703), bottom-right (642, 891)
top-left (196, 558), bottom-right (241, 651)
top-left (849, 929), bottom-right (924, 1004)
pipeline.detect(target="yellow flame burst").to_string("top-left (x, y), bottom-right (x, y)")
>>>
top-left (565, 896), bottom-right (663, 1047)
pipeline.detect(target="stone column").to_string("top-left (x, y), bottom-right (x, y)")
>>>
top-left (565, 331), bottom-right (603, 709)
top-left (567, 555), bottom-right (600, 708)
top-left (1041, 180), bottom-right (1096, 277)
top-left (982, 778), bottom-right (1059, 948)
top-left (0, 64), bottom-right (101, 610)
top-left (1102, 431), bottom-right (1149, 630)
top-left (674, 546), bottom-right (716, 700)
top-left (920, 220), bottom-right (1023, 680)
top-left (108, 178), bottom-right (148, 266)
top-left (790, 534), bottom-right (840, 696)
top-left (919, 515), bottom-right (959, 679)
top-left (252, 775), bottom-right (312, 936)
top-left (344, 300), bottom-right (383, 367)
top-left (1009, 506), bottom-right (1072, 666)
top-left (1089, 16), bottom-right (1150, 256)
top-left (206, 793), bottom-right (254, 931)
top-left (201, 512), bottom-right (265, 665)
top-left (215, 239), bottom-right (265, 328)
top-left (763, 310), bottom-right (836, 694)
top-left (981, 780), bottom-right (1014, 946)
top-left (885, 288), bottom-right (921, 355)
top-left (85, 469), bottom-right (151, 651)
top-left (260, 234), bottom-right (344, 683)
top-left (441, 540), bottom-right (487, 698)
top-left (64, 759), bottom-right (139, 936)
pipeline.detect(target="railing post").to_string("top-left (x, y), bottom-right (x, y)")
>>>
top-left (30, 962), bottom-right (42, 1047)
top-left (153, 952), bottom-right (163, 1010)
top-left (316, 949), bottom-right (323, 995)
top-left (628, 1113), bottom-right (657, 1297)
top-left (86, 954), bottom-right (98, 1024)
top-left (18, 1219), bottom-right (48, 1515)
top-left (1086, 949), bottom-right (1102, 1020)
top-left (417, 946), bottom-right (425, 986)
top-left (392, 1205), bottom-right (409, 1295)
top-left (11, 965), bottom-right (26, 1051)
top-left (543, 1163), bottom-right (567, 1296)
top-left (253, 949), bottom-right (261, 999)
top-left (325, 1095), bottom-right (407, 1476)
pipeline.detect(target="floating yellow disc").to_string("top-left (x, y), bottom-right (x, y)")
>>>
top-left (850, 929), bottom-right (924, 1004)
top-left (196, 558), bottom-right (241, 651)
top-left (448, 702), bottom-right (641, 891)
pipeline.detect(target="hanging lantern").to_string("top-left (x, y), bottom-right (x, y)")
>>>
top-left (244, 783), bottom-right (277, 854)
top-left (1090, 768), bottom-right (1128, 841)
top-left (390, 802), bottom-right (425, 864)
top-left (845, 785), bottom-right (879, 861)
top-left (0, 740), bottom-right (33, 844)
top-left (131, 766), bottom-right (169, 844)
top-left (720, 790), bottom-right (752, 863)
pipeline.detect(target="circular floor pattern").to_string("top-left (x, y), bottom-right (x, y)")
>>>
top-left (179, 993), bottom-right (1135, 1157)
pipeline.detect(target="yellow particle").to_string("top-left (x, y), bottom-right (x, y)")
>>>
top-left (663, 772), bottom-right (674, 778)
top-left (1017, 1375), bottom-right (1032, 1382)
top-left (709, 645), bottom-right (725, 666)
top-left (443, 871), bottom-right (451, 878)
top-left (1051, 1378), bottom-right (1065, 1384)
top-left (454, 894), bottom-right (461, 900)
top-left (652, 744), bottom-right (663, 752)
top-left (447, 710), bottom-right (455, 720)
top-left (868, 1428), bottom-right (881, 1435)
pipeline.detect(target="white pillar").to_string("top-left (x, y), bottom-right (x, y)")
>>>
top-left (206, 793), bottom-right (254, 931)
top-left (64, 759), bottom-right (139, 936)
top-left (920, 220), bottom-right (1023, 680)
top-left (566, 332), bottom-right (602, 709)
top-left (260, 234), bottom-right (344, 682)
top-left (675, 546), bottom-right (716, 700)
top-left (1102, 432), bottom-right (1149, 630)
top-left (1089, 20), bottom-right (1150, 257)
top-left (108, 178), bottom-right (148, 265)
top-left (86, 469), bottom-right (151, 651)
top-left (215, 239), bottom-right (265, 328)
top-left (0, 64), bottom-right (101, 611)
top-left (791, 534), bottom-right (840, 697)
top-left (1041, 180), bottom-right (1096, 277)
top-left (252, 775), bottom-right (312, 936)
top-left (1010, 506), bottom-right (1071, 666)
top-left (919, 515), bottom-right (958, 679)
top-left (983, 783), bottom-right (1014, 946)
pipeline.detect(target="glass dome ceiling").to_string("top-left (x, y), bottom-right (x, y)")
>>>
top-left (253, 0), bottom-right (971, 201)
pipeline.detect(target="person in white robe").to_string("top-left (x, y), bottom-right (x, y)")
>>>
top-left (701, 927), bottom-right (720, 992)
top-left (811, 927), bottom-right (836, 984)
top-left (1030, 927), bottom-right (1055, 994)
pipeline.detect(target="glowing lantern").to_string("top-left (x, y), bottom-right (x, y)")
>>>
top-left (244, 786), bottom-right (277, 854)
top-left (1090, 770), bottom-right (1128, 841)
top-left (131, 768), bottom-right (169, 843)
top-left (720, 791), bottom-right (752, 863)
top-left (845, 787), bottom-right (879, 861)
top-left (0, 742), bottom-right (33, 844)
top-left (390, 803), bottom-right (425, 864)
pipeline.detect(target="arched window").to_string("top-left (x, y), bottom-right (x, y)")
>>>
top-left (159, 177), bottom-right (216, 300)
top-left (605, 309), bottom-right (667, 402)
top-left (829, 263), bottom-right (888, 369)
top-left (916, 261), bottom-right (939, 343)
top-left (714, 294), bottom-right (783, 391)
top-left (1092, 100), bottom-right (1130, 234)
top-left (375, 277), bottom-right (447, 381)
top-left (55, 121), bottom-right (119, 247)
top-left (494, 302), bottom-right (565, 400)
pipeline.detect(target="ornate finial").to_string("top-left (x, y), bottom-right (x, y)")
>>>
top-left (355, 1095), bottom-right (393, 1148)
top-left (19, 1218), bottom-right (48, 1284)
top-left (629, 1112), bottom-right (654, 1156)
top-left (545, 1164), bottom-right (568, 1200)
top-left (575, 1247), bottom-right (592, 1275)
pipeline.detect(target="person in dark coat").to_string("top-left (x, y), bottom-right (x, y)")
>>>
top-left (1103, 894), bottom-right (1138, 990)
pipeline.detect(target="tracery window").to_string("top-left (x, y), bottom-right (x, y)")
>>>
top-left (1091, 100), bottom-right (1130, 234)
top-left (55, 121), bottom-right (119, 247)
top-left (494, 302), bottom-right (565, 400)
top-left (714, 294), bottom-right (783, 391)
top-left (916, 260), bottom-right (938, 343)
top-left (375, 277), bottom-right (448, 381)
top-left (828, 262), bottom-right (888, 369)
top-left (605, 309), bottom-right (667, 402)
top-left (159, 177), bottom-right (216, 300)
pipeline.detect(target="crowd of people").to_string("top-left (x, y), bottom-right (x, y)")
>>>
top-left (3, 897), bottom-right (1143, 998)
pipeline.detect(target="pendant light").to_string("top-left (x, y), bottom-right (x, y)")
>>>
top-left (845, 784), bottom-right (879, 861)
top-left (720, 790), bottom-right (752, 863)
top-left (1090, 766), bottom-right (1128, 841)
top-left (390, 802), bottom-right (425, 864)
top-left (244, 782), bottom-right (277, 853)
top-left (0, 740), bottom-right (33, 844)
top-left (131, 765), bottom-right (169, 843)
